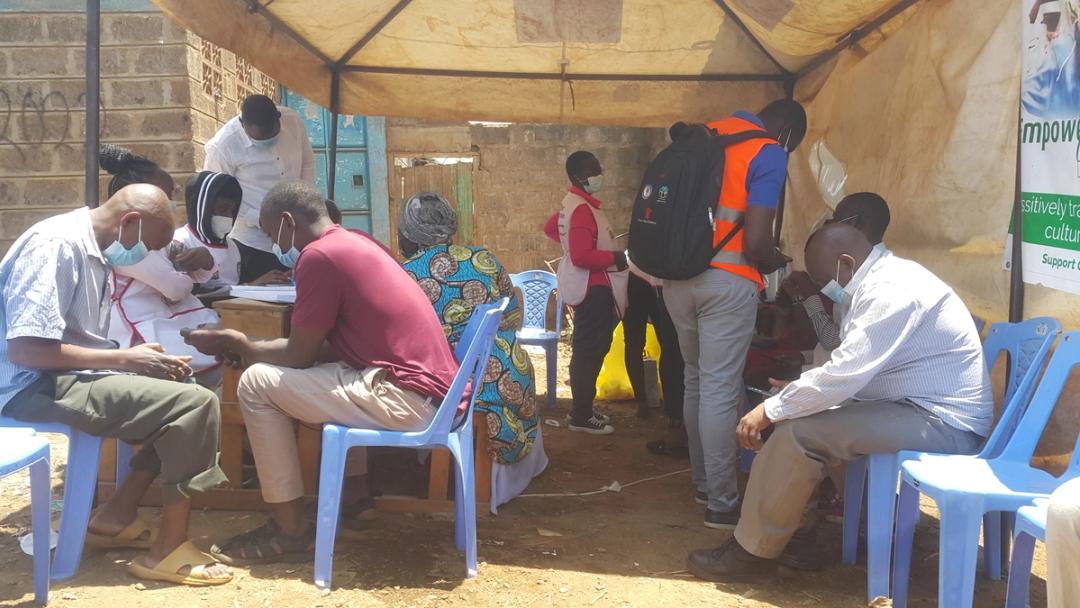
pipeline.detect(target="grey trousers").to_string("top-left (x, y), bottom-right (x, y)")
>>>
top-left (5, 372), bottom-right (227, 504)
top-left (664, 268), bottom-right (759, 511)
top-left (735, 399), bottom-right (982, 558)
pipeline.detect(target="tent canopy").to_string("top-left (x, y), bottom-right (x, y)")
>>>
top-left (154, 0), bottom-right (920, 126)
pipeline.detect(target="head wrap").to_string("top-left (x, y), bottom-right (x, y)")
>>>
top-left (185, 171), bottom-right (243, 245)
top-left (398, 192), bottom-right (458, 247)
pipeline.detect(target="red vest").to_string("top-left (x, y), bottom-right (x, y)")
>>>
top-left (705, 116), bottom-right (778, 290)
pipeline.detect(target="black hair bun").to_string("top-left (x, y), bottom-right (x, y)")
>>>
top-left (99, 144), bottom-right (137, 175)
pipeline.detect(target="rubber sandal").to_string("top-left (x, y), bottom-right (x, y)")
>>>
top-left (85, 516), bottom-right (158, 550)
top-left (127, 541), bottom-right (232, 587)
top-left (646, 439), bottom-right (690, 459)
top-left (209, 521), bottom-right (315, 566)
top-left (339, 496), bottom-right (379, 536)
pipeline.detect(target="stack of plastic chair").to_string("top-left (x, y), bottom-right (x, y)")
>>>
top-left (841, 317), bottom-right (1060, 601)
top-left (891, 331), bottom-right (1080, 608)
top-left (0, 417), bottom-right (119, 581)
top-left (0, 428), bottom-right (51, 604)
top-left (313, 300), bottom-right (507, 589)
top-left (510, 271), bottom-right (562, 409)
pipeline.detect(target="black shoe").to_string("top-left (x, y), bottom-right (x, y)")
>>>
top-left (694, 490), bottom-right (708, 505)
top-left (591, 410), bottom-right (611, 425)
top-left (704, 506), bottom-right (740, 530)
top-left (776, 527), bottom-right (824, 571)
top-left (568, 415), bottom-right (614, 435)
top-left (687, 540), bottom-right (774, 582)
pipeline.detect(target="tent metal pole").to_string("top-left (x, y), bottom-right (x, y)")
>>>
top-left (328, 69), bottom-right (340, 201)
top-left (1009, 106), bottom-right (1025, 321)
top-left (244, 0), bottom-right (334, 65)
top-left (340, 65), bottom-right (786, 82)
top-left (85, 0), bottom-right (100, 208)
top-left (335, 0), bottom-right (414, 68)
top-left (793, 0), bottom-right (923, 81)
top-left (712, 0), bottom-right (789, 76)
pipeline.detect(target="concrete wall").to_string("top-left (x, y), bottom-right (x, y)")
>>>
top-left (386, 118), bottom-right (665, 273)
top-left (0, 6), bottom-right (276, 254)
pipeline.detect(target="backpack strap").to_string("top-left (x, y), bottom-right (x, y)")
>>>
top-left (712, 217), bottom-right (745, 259)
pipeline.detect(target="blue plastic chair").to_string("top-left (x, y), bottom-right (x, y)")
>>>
top-left (0, 418), bottom-right (115, 581)
top-left (891, 331), bottom-right (1080, 608)
top-left (313, 301), bottom-right (507, 589)
top-left (840, 317), bottom-right (1060, 601)
top-left (1004, 496), bottom-right (1051, 608)
top-left (0, 429), bottom-right (51, 604)
top-left (510, 271), bottom-right (562, 409)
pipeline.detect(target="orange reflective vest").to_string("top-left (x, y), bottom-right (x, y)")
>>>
top-left (705, 116), bottom-right (779, 291)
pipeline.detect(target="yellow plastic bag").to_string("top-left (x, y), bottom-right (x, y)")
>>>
top-left (595, 322), bottom-right (662, 401)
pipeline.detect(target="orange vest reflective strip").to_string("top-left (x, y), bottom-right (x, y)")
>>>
top-left (706, 116), bottom-right (778, 290)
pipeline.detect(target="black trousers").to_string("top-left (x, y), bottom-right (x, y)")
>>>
top-left (236, 240), bottom-right (289, 284)
top-left (623, 274), bottom-right (685, 422)
top-left (569, 285), bottom-right (617, 422)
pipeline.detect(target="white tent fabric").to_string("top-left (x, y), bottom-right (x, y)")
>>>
top-left (153, 0), bottom-right (917, 126)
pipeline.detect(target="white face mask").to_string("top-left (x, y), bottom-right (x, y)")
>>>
top-left (210, 216), bottom-right (234, 240)
top-left (584, 174), bottom-right (604, 194)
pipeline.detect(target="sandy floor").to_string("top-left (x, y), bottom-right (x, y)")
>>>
top-left (0, 348), bottom-right (1048, 607)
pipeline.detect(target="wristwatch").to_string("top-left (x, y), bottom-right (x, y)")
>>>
top-left (791, 294), bottom-right (806, 306)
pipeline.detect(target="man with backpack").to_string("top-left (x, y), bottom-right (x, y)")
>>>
top-left (631, 100), bottom-right (806, 530)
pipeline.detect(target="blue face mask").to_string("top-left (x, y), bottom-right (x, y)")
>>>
top-left (820, 257), bottom-right (851, 305)
top-left (252, 133), bottom-right (279, 148)
top-left (103, 218), bottom-right (149, 267)
top-left (272, 215), bottom-right (300, 269)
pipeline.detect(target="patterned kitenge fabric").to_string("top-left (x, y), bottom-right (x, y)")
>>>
top-left (403, 244), bottom-right (538, 464)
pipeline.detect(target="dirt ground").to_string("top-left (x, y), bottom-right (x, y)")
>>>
top-left (0, 348), bottom-right (1050, 607)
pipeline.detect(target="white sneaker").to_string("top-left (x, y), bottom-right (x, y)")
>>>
top-left (568, 415), bottom-right (615, 435)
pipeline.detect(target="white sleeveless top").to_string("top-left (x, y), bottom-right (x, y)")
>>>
top-left (555, 191), bottom-right (628, 316)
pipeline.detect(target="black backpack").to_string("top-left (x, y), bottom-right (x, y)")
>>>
top-left (628, 123), bottom-right (770, 280)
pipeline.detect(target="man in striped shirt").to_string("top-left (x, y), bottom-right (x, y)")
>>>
top-left (687, 223), bottom-right (992, 581)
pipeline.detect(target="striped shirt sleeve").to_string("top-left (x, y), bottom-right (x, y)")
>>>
top-left (4, 236), bottom-right (78, 341)
top-left (802, 295), bottom-right (841, 351)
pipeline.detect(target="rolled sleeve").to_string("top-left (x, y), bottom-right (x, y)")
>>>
top-left (4, 237), bottom-right (77, 341)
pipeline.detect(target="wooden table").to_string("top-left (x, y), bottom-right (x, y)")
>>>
top-left (97, 298), bottom-right (491, 512)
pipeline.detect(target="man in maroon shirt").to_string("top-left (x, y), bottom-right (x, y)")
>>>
top-left (185, 181), bottom-right (459, 563)
top-left (543, 151), bottom-right (628, 434)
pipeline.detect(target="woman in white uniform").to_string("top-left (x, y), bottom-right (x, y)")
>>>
top-left (108, 169), bottom-right (244, 388)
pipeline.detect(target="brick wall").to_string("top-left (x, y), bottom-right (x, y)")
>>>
top-left (387, 118), bottom-right (666, 273)
top-left (0, 8), bottom-right (276, 255)
top-left (0, 10), bottom-right (192, 252)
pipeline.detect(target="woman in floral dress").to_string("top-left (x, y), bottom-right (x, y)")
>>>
top-left (397, 193), bottom-right (542, 484)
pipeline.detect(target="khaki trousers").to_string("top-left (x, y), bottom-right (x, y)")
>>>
top-left (1047, 477), bottom-right (1080, 608)
top-left (735, 399), bottom-right (981, 558)
top-left (237, 362), bottom-right (435, 504)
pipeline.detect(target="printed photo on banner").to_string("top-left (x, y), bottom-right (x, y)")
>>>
top-left (1008, 0), bottom-right (1080, 294)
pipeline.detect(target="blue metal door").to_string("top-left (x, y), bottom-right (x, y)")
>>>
top-left (281, 90), bottom-right (390, 243)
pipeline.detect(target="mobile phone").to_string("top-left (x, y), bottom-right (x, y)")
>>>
top-left (746, 385), bottom-right (778, 398)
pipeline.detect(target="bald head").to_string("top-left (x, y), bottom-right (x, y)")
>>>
top-left (805, 223), bottom-right (873, 289)
top-left (92, 183), bottom-right (176, 253)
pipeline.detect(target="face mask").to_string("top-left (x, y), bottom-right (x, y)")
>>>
top-left (584, 174), bottom-right (604, 194)
top-left (272, 215), bottom-right (300, 269)
top-left (210, 216), bottom-right (234, 240)
top-left (252, 133), bottom-right (279, 148)
top-left (820, 256), bottom-right (852, 305)
top-left (103, 218), bottom-right (150, 267)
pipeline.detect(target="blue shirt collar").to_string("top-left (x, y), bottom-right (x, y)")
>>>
top-left (732, 110), bottom-right (765, 128)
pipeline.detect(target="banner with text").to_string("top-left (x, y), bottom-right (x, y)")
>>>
top-left (1007, 0), bottom-right (1080, 294)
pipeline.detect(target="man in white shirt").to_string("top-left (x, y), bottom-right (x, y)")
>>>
top-left (687, 223), bottom-right (992, 581)
top-left (204, 94), bottom-right (315, 283)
